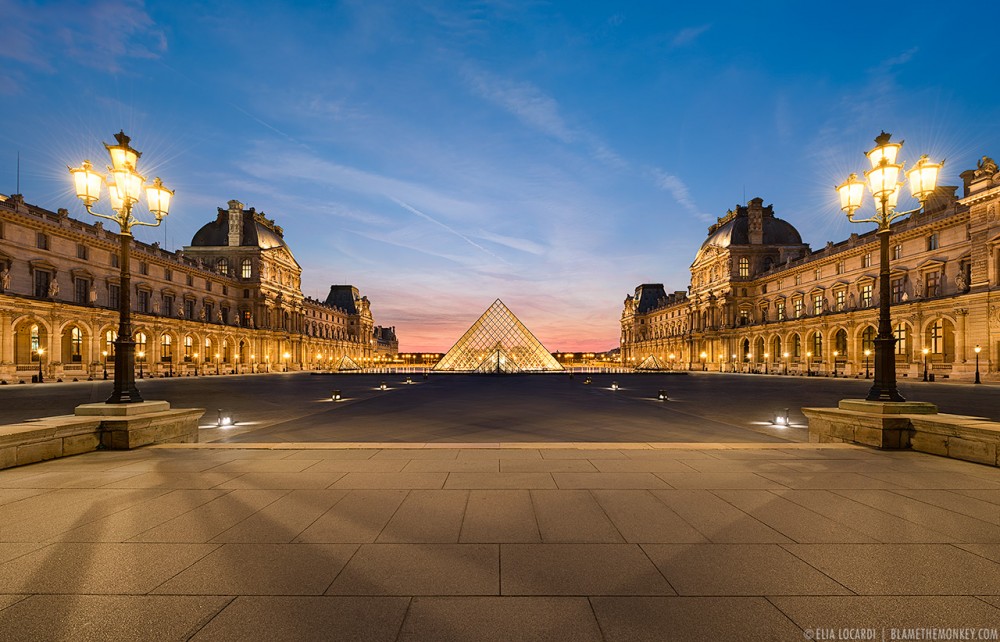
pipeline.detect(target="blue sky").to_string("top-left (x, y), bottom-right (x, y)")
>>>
top-left (2, 1), bottom-right (998, 351)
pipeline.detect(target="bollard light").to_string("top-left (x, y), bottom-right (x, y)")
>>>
top-left (772, 408), bottom-right (790, 426)
top-left (405, 376), bottom-right (412, 384)
top-left (611, 381), bottom-right (619, 390)
top-left (379, 381), bottom-right (387, 390)
top-left (583, 377), bottom-right (592, 385)
top-left (217, 409), bottom-right (233, 427)
top-left (331, 390), bottom-right (342, 401)
top-left (658, 389), bottom-right (667, 401)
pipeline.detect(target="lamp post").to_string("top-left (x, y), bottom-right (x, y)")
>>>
top-left (764, 352), bottom-right (769, 375)
top-left (137, 350), bottom-right (144, 379)
top-left (832, 351), bottom-right (839, 377)
top-left (837, 131), bottom-right (942, 402)
top-left (102, 350), bottom-right (109, 380)
top-left (283, 352), bottom-right (290, 372)
top-left (699, 351), bottom-right (707, 371)
top-left (668, 353), bottom-right (675, 371)
top-left (193, 352), bottom-right (199, 377)
top-left (251, 354), bottom-right (256, 374)
top-left (69, 131), bottom-right (173, 403)
top-left (922, 347), bottom-right (929, 382)
top-left (783, 352), bottom-right (789, 376)
top-left (864, 349), bottom-right (871, 379)
top-left (215, 352), bottom-right (221, 376)
top-left (234, 353), bottom-right (240, 374)
top-left (265, 355), bottom-right (270, 373)
top-left (975, 344), bottom-right (982, 384)
top-left (806, 351), bottom-right (812, 376)
top-left (36, 347), bottom-right (44, 383)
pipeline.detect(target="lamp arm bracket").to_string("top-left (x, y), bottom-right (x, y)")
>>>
top-left (129, 219), bottom-right (164, 229)
top-left (85, 207), bottom-right (126, 228)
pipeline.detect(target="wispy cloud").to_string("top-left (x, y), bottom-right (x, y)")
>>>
top-left (392, 198), bottom-right (506, 262)
top-left (649, 168), bottom-right (712, 221)
top-left (672, 24), bottom-right (711, 48)
top-left (463, 68), bottom-right (576, 143)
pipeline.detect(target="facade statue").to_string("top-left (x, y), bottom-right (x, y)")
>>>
top-left (152, 298), bottom-right (160, 314)
top-left (955, 270), bottom-right (969, 292)
top-left (48, 278), bottom-right (59, 298)
top-left (88, 284), bottom-right (97, 304)
top-left (977, 156), bottom-right (998, 177)
top-left (914, 277), bottom-right (923, 298)
top-left (0, 265), bottom-right (9, 292)
top-left (198, 306), bottom-right (206, 321)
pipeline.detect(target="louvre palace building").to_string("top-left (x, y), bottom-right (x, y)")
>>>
top-left (0, 195), bottom-right (397, 383)
top-left (621, 156), bottom-right (1000, 381)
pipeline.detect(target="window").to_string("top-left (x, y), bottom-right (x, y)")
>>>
top-left (137, 290), bottom-right (150, 314)
top-left (862, 253), bottom-right (872, 268)
top-left (163, 294), bottom-right (174, 316)
top-left (835, 290), bottom-right (846, 311)
top-left (184, 335), bottom-right (193, 362)
top-left (738, 309), bottom-right (749, 326)
top-left (184, 299), bottom-right (195, 319)
top-left (792, 334), bottom-right (802, 359)
top-left (186, 274), bottom-right (193, 286)
top-left (109, 284), bottom-right (120, 309)
top-left (893, 244), bottom-right (902, 260)
top-left (33, 270), bottom-right (51, 298)
top-left (861, 283), bottom-right (873, 307)
top-left (814, 268), bottom-right (821, 281)
top-left (111, 253), bottom-right (119, 268)
top-left (243, 289), bottom-right (250, 299)
top-left (164, 268), bottom-right (172, 282)
top-left (242, 310), bottom-right (252, 327)
top-left (793, 298), bottom-right (803, 319)
top-left (762, 283), bottom-right (767, 294)
top-left (206, 281), bottom-right (213, 292)
top-left (29, 324), bottom-right (40, 360)
top-left (836, 261), bottom-right (845, 275)
top-left (139, 262), bottom-right (148, 276)
top-left (160, 335), bottom-right (172, 362)
top-left (891, 277), bottom-right (904, 303)
top-left (36, 232), bottom-right (48, 250)
top-left (135, 332), bottom-right (147, 361)
top-left (835, 330), bottom-right (848, 357)
top-left (77, 244), bottom-right (88, 260)
top-left (222, 285), bottom-right (228, 296)
top-left (862, 326), bottom-right (876, 354)
top-left (812, 333), bottom-right (823, 358)
top-left (217, 258), bottom-right (229, 275)
top-left (241, 259), bottom-right (252, 279)
top-left (894, 323), bottom-right (908, 356)
top-left (776, 301), bottom-right (785, 321)
top-left (221, 306), bottom-right (230, 324)
top-left (813, 293), bottom-right (824, 315)
top-left (74, 278), bottom-right (90, 304)
top-left (927, 234), bottom-right (939, 251)
top-left (105, 330), bottom-right (117, 358)
top-left (70, 327), bottom-right (83, 362)
top-left (794, 273), bottom-right (802, 286)
top-left (204, 302), bottom-right (214, 321)
top-left (925, 270), bottom-right (940, 297)
top-left (929, 319), bottom-right (944, 354)
top-left (738, 257), bottom-right (749, 278)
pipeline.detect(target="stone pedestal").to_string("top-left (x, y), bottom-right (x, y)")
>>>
top-left (803, 399), bottom-right (938, 449)
top-left (75, 400), bottom-right (203, 450)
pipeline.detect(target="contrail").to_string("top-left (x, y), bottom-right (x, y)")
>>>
top-left (392, 198), bottom-right (508, 263)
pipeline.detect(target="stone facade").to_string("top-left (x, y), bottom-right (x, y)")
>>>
top-left (621, 156), bottom-right (1000, 382)
top-left (0, 194), bottom-right (397, 383)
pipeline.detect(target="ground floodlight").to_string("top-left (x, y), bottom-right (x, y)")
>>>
top-left (611, 381), bottom-right (619, 390)
top-left (405, 376), bottom-right (412, 384)
top-left (332, 390), bottom-right (342, 401)
top-left (658, 389), bottom-right (667, 401)
top-left (217, 409), bottom-right (233, 427)
top-left (773, 408), bottom-right (790, 426)
top-left (379, 381), bottom-right (387, 390)
top-left (584, 377), bottom-right (592, 385)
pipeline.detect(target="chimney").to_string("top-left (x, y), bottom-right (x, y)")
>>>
top-left (227, 200), bottom-right (243, 247)
top-left (747, 197), bottom-right (764, 245)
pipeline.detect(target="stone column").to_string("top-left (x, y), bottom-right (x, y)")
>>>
top-left (956, 309), bottom-right (968, 363)
top-left (0, 312), bottom-right (12, 365)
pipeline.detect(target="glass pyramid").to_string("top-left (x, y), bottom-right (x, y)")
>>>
top-left (434, 299), bottom-right (563, 373)
top-left (332, 354), bottom-right (361, 371)
top-left (635, 354), bottom-right (668, 371)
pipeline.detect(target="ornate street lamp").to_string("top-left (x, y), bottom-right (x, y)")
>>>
top-left (837, 132), bottom-right (941, 402)
top-left (102, 350), bottom-right (109, 380)
top-left (193, 352), bottom-right (200, 377)
top-left (782, 351), bottom-right (789, 376)
top-left (69, 131), bottom-right (173, 403)
top-left (864, 349), bottom-right (872, 379)
top-left (922, 347), bottom-right (930, 382)
top-left (806, 351), bottom-right (812, 376)
top-left (832, 351), bottom-right (839, 378)
top-left (763, 352), bottom-right (769, 375)
top-left (699, 351), bottom-right (707, 371)
top-left (137, 350), bottom-right (145, 379)
top-left (975, 344), bottom-right (982, 384)
top-left (36, 347), bottom-right (44, 383)
top-left (215, 352), bottom-right (221, 375)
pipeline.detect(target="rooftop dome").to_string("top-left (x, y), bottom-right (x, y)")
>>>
top-left (189, 205), bottom-right (288, 250)
top-left (697, 198), bottom-right (803, 256)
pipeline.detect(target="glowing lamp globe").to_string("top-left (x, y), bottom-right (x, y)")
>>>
top-left (69, 160), bottom-right (103, 206)
top-left (836, 173), bottom-right (865, 215)
top-left (145, 177), bottom-right (173, 219)
top-left (104, 131), bottom-right (141, 172)
top-left (866, 132), bottom-right (903, 168)
top-left (906, 155), bottom-right (943, 203)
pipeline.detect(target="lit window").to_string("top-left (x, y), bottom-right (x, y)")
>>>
top-left (861, 283), bottom-right (873, 307)
top-left (835, 290), bottom-right (845, 311)
top-left (70, 327), bottom-right (82, 362)
top-left (241, 259), bottom-right (252, 279)
top-left (862, 326), bottom-right (876, 353)
top-left (813, 293), bottom-right (823, 315)
top-left (893, 244), bottom-right (902, 260)
top-left (793, 298), bottom-right (803, 319)
top-left (927, 234), bottom-right (938, 251)
top-left (217, 258), bottom-right (229, 275)
top-left (738, 257), bottom-right (749, 278)
top-left (862, 253), bottom-right (872, 268)
top-left (925, 270), bottom-right (940, 297)
top-left (893, 323), bottom-right (908, 356)
top-left (929, 319), bottom-right (944, 354)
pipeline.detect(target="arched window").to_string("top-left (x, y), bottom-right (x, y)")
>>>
top-left (30, 324), bottom-right (40, 355)
top-left (70, 327), bottom-right (83, 361)
top-left (742, 339), bottom-right (751, 361)
top-left (792, 334), bottom-right (802, 359)
top-left (862, 326), bottom-right (876, 354)
top-left (184, 335), bottom-right (193, 362)
top-left (738, 257), bottom-right (750, 278)
top-left (161, 334), bottom-right (172, 362)
top-left (929, 319), bottom-right (944, 354)
top-left (835, 329), bottom-right (848, 358)
top-left (135, 332), bottom-right (147, 360)
top-left (893, 323), bottom-right (908, 356)
top-left (241, 259), bottom-right (252, 279)
top-left (812, 332), bottom-right (823, 358)
top-left (105, 330), bottom-right (117, 358)
top-left (216, 258), bottom-right (229, 275)
top-left (223, 340), bottom-right (230, 362)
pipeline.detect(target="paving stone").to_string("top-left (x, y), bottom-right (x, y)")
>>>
top-left (202, 459), bottom-right (320, 474)
top-left (1, 470), bottom-right (145, 489)
top-left (650, 490), bottom-right (791, 543)
top-left (655, 472), bottom-right (785, 489)
top-left (398, 597), bottom-right (602, 641)
top-left (552, 472), bottom-right (669, 489)
top-left (754, 471), bottom-right (904, 490)
top-left (331, 472), bottom-right (448, 489)
top-left (327, 544), bottom-right (498, 595)
top-left (52, 490), bottom-right (228, 542)
top-left (212, 490), bottom-right (348, 543)
top-left (771, 489), bottom-right (954, 543)
top-left (591, 596), bottom-right (805, 641)
top-left (129, 489), bottom-right (288, 542)
top-left (153, 543), bottom-right (357, 595)
top-left (101, 472), bottom-right (243, 489)
top-left (770, 595), bottom-right (1000, 630)
top-left (377, 490), bottom-right (468, 543)
top-left (401, 459), bottom-right (499, 472)
top-left (711, 490), bottom-right (875, 543)
top-left (112, 458), bottom-right (236, 473)
top-left (530, 490), bottom-right (623, 543)
top-left (0, 543), bottom-right (218, 594)
top-left (861, 471), bottom-right (1000, 490)
top-left (190, 596), bottom-right (409, 642)
top-left (0, 488), bottom-right (169, 542)
top-left (445, 473), bottom-right (556, 489)
top-left (283, 449), bottom-right (380, 460)
top-left (371, 449), bottom-right (458, 460)
top-left (540, 449), bottom-right (627, 459)
top-left (295, 490), bottom-right (408, 543)
top-left (0, 488), bottom-right (56, 506)
top-left (303, 459), bottom-right (407, 473)
top-left (457, 449), bottom-right (541, 460)
top-left (590, 490), bottom-right (706, 544)
top-left (893, 489), bottom-right (1000, 526)
top-left (0, 543), bottom-right (46, 564)
top-left (954, 490), bottom-right (1000, 506)
top-left (0, 595), bottom-right (232, 642)
top-left (215, 472), bottom-right (346, 490)
top-left (501, 543), bottom-right (673, 595)
top-left (783, 543), bottom-right (1000, 595)
top-left (955, 544), bottom-right (1000, 564)
top-left (833, 490), bottom-right (1000, 542)
top-left (643, 543), bottom-right (851, 596)
top-left (499, 459), bottom-right (597, 473)
top-left (461, 490), bottom-right (540, 543)
top-left (590, 459), bottom-right (697, 473)
top-left (0, 594), bottom-right (27, 611)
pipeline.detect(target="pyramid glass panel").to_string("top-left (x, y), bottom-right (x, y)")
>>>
top-left (332, 354), bottom-right (360, 371)
top-left (434, 299), bottom-right (563, 373)
top-left (635, 354), bottom-right (668, 371)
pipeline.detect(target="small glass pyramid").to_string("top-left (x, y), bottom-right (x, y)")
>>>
top-left (434, 299), bottom-right (563, 373)
top-left (635, 354), bottom-right (668, 370)
top-left (332, 354), bottom-right (361, 371)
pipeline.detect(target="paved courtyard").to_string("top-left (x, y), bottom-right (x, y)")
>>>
top-left (0, 442), bottom-right (1000, 640)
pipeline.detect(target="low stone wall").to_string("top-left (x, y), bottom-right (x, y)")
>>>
top-left (804, 400), bottom-right (1000, 467)
top-left (0, 402), bottom-right (204, 470)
